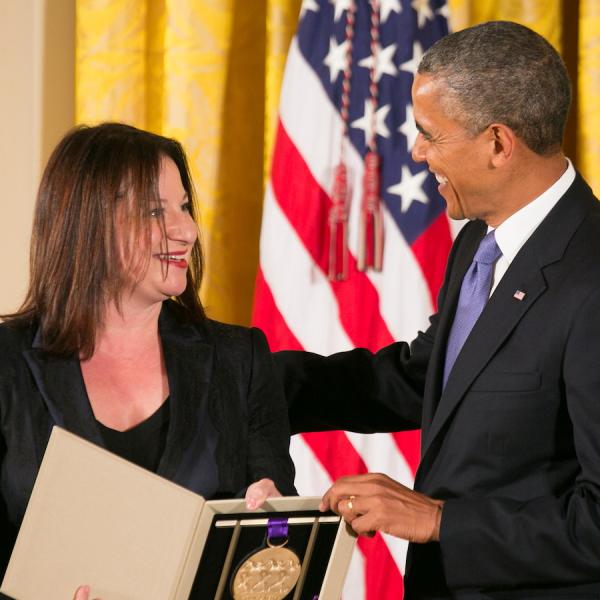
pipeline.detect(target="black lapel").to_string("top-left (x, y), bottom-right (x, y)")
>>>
top-left (22, 333), bottom-right (103, 447)
top-left (155, 304), bottom-right (215, 482)
top-left (23, 303), bottom-right (216, 479)
top-left (419, 221), bottom-right (486, 447)
top-left (420, 173), bottom-right (597, 460)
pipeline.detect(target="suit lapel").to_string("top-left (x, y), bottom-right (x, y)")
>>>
top-left (421, 254), bottom-right (546, 458)
top-left (23, 338), bottom-right (103, 452)
top-left (22, 305), bottom-right (217, 478)
top-left (419, 222), bottom-right (486, 447)
top-left (156, 306), bottom-right (216, 482)
top-left (420, 173), bottom-right (596, 461)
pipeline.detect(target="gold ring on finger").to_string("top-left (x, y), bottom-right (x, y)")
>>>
top-left (347, 495), bottom-right (356, 514)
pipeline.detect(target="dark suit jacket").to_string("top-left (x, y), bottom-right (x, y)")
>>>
top-left (0, 301), bottom-right (295, 578)
top-left (278, 173), bottom-right (600, 598)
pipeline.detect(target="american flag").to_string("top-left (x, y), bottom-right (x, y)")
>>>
top-left (253, 0), bottom-right (455, 597)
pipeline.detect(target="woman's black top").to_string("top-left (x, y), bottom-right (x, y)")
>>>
top-left (96, 398), bottom-right (170, 472)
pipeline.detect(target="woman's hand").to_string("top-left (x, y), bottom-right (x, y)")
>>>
top-left (245, 478), bottom-right (282, 510)
top-left (73, 585), bottom-right (100, 600)
top-left (73, 586), bottom-right (89, 600)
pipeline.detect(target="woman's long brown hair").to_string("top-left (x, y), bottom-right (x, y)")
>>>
top-left (2, 123), bottom-right (205, 358)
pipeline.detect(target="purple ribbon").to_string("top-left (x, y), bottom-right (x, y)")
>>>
top-left (267, 517), bottom-right (288, 542)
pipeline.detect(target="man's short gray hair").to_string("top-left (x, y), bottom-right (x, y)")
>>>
top-left (418, 21), bottom-right (571, 155)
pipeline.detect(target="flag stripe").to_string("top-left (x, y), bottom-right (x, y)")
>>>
top-left (346, 432), bottom-right (414, 489)
top-left (279, 38), bottom-right (435, 341)
top-left (253, 3), bottom-right (453, 597)
top-left (260, 183), bottom-right (354, 353)
top-left (391, 430), bottom-right (421, 475)
top-left (252, 268), bottom-right (304, 351)
top-left (255, 266), bottom-right (413, 579)
top-left (411, 210), bottom-right (453, 309)
top-left (271, 120), bottom-right (394, 351)
top-left (360, 535), bottom-right (405, 600)
top-left (302, 432), bottom-right (404, 599)
top-left (346, 431), bottom-right (413, 572)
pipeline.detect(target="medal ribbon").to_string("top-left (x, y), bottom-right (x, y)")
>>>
top-left (267, 517), bottom-right (289, 545)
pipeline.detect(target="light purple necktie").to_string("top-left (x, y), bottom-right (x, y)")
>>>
top-left (443, 230), bottom-right (502, 387)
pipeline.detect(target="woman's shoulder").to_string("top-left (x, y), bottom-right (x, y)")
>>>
top-left (161, 301), bottom-right (269, 351)
top-left (0, 320), bottom-right (36, 378)
top-left (203, 319), bottom-right (268, 350)
top-left (0, 319), bottom-right (36, 351)
top-left (203, 318), bottom-right (260, 336)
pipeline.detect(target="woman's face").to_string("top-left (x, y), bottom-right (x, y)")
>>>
top-left (123, 157), bottom-right (198, 309)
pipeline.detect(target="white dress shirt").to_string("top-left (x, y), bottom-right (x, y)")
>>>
top-left (489, 158), bottom-right (576, 295)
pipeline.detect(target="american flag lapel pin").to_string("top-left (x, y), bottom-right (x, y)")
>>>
top-left (513, 290), bottom-right (526, 301)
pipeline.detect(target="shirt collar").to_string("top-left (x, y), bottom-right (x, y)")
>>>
top-left (491, 158), bottom-right (576, 263)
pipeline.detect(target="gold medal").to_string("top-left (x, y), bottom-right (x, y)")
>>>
top-left (231, 543), bottom-right (301, 600)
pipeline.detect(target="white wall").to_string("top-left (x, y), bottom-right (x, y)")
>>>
top-left (0, 0), bottom-right (74, 314)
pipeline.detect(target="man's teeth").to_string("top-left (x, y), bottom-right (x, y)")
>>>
top-left (434, 173), bottom-right (448, 184)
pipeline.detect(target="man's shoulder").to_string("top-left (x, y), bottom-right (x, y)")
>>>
top-left (564, 209), bottom-right (600, 270)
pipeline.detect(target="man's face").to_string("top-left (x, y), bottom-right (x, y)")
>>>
top-left (411, 73), bottom-right (495, 223)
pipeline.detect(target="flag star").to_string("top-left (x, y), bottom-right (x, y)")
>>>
top-left (358, 43), bottom-right (398, 82)
top-left (436, 3), bottom-right (450, 20)
top-left (324, 37), bottom-right (350, 82)
top-left (387, 166), bottom-right (429, 212)
top-left (380, 0), bottom-right (402, 23)
top-left (399, 41), bottom-right (424, 76)
top-left (351, 101), bottom-right (391, 139)
top-left (399, 104), bottom-right (418, 150)
top-left (330, 0), bottom-right (352, 22)
top-left (300, 0), bottom-right (320, 18)
top-left (411, 0), bottom-right (435, 29)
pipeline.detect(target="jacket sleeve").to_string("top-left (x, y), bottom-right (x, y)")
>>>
top-left (440, 284), bottom-right (600, 590)
top-left (244, 327), bottom-right (296, 496)
top-left (275, 334), bottom-right (432, 435)
top-left (273, 221), bottom-right (481, 436)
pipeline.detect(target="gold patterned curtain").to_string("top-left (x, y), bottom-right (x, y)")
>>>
top-left (76, 0), bottom-right (301, 326)
top-left (448, 0), bottom-right (562, 47)
top-left (75, 0), bottom-right (600, 326)
top-left (578, 0), bottom-right (600, 190)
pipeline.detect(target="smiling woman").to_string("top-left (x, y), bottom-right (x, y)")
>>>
top-left (0, 123), bottom-right (295, 585)
top-left (122, 156), bottom-right (199, 310)
top-left (10, 123), bottom-right (206, 360)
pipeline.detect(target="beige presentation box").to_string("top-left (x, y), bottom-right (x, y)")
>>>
top-left (1, 427), bottom-right (355, 600)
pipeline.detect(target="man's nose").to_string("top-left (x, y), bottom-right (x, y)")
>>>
top-left (411, 132), bottom-right (427, 163)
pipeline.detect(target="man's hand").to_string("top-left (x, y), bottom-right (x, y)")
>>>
top-left (320, 473), bottom-right (444, 543)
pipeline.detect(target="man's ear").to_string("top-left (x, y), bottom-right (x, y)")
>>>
top-left (487, 123), bottom-right (516, 167)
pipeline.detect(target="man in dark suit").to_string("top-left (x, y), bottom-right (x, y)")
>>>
top-left (277, 21), bottom-right (600, 598)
